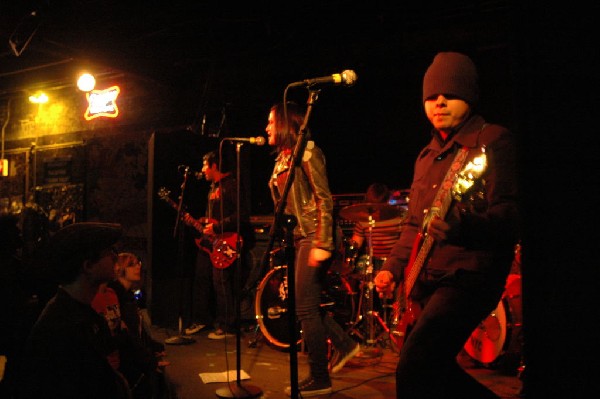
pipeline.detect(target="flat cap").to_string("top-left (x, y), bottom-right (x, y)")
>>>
top-left (46, 222), bottom-right (123, 282)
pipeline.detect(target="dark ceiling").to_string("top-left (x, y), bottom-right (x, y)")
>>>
top-left (0, 1), bottom-right (514, 97)
top-left (1, 1), bottom-right (517, 192)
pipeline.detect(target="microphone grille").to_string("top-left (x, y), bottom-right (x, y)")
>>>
top-left (341, 70), bottom-right (357, 86)
top-left (254, 136), bottom-right (266, 146)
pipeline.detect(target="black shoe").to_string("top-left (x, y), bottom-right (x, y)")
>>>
top-left (330, 343), bottom-right (360, 373)
top-left (284, 376), bottom-right (332, 397)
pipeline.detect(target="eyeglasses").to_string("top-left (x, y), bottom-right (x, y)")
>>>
top-left (127, 260), bottom-right (142, 268)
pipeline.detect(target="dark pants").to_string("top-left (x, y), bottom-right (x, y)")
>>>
top-left (295, 235), bottom-right (357, 382)
top-left (212, 249), bottom-right (254, 330)
top-left (396, 269), bottom-right (505, 399)
top-left (191, 251), bottom-right (215, 326)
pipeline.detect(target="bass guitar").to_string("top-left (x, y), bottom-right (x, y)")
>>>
top-left (157, 187), bottom-right (240, 269)
top-left (390, 147), bottom-right (488, 350)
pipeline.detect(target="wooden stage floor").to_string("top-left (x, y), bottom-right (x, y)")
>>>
top-left (151, 322), bottom-right (523, 399)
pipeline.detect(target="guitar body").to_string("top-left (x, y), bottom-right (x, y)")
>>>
top-left (196, 232), bottom-right (239, 269)
top-left (158, 187), bottom-right (239, 269)
top-left (392, 298), bottom-right (421, 352)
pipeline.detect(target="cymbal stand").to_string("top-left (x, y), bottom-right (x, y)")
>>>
top-left (348, 215), bottom-right (395, 352)
top-left (364, 215), bottom-right (377, 345)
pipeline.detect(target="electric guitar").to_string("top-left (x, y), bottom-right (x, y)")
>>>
top-left (157, 187), bottom-right (240, 269)
top-left (390, 147), bottom-right (488, 350)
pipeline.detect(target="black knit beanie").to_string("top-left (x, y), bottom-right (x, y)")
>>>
top-left (422, 52), bottom-right (479, 105)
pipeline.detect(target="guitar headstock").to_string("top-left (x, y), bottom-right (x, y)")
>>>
top-left (452, 147), bottom-right (487, 201)
top-left (157, 187), bottom-right (171, 200)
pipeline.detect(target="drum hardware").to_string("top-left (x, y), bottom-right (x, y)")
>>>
top-left (343, 210), bottom-right (396, 350)
top-left (338, 202), bottom-right (406, 224)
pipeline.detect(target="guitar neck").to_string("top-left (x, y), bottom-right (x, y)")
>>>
top-left (403, 152), bottom-right (462, 297)
top-left (404, 235), bottom-right (433, 296)
top-left (159, 194), bottom-right (204, 233)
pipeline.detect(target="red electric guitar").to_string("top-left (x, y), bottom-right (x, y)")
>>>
top-left (390, 147), bottom-right (487, 350)
top-left (157, 187), bottom-right (240, 269)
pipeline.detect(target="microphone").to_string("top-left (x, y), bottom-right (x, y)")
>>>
top-left (290, 69), bottom-right (358, 87)
top-left (178, 165), bottom-right (202, 179)
top-left (223, 136), bottom-right (266, 146)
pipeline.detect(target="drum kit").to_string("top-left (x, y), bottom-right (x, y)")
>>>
top-left (252, 203), bottom-right (523, 373)
top-left (253, 202), bottom-right (406, 351)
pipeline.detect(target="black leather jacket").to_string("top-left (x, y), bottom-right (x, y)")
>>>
top-left (269, 141), bottom-right (334, 251)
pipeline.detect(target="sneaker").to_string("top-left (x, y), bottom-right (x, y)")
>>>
top-left (284, 376), bottom-right (332, 397)
top-left (184, 323), bottom-right (206, 335)
top-left (207, 328), bottom-right (233, 340)
top-left (330, 343), bottom-right (360, 374)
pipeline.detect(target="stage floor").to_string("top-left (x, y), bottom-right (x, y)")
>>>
top-left (151, 322), bottom-right (523, 399)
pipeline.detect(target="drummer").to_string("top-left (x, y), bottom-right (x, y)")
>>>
top-left (346, 183), bottom-right (404, 271)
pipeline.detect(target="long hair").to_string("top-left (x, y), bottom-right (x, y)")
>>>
top-left (270, 101), bottom-right (305, 151)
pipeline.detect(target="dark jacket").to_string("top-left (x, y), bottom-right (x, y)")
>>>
top-left (15, 287), bottom-right (130, 399)
top-left (269, 141), bottom-right (335, 251)
top-left (382, 114), bottom-right (520, 287)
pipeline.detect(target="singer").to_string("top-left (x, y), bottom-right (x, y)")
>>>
top-left (265, 102), bottom-right (360, 397)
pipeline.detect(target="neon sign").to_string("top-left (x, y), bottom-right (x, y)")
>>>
top-left (84, 86), bottom-right (120, 120)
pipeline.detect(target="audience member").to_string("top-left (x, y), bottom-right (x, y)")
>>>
top-left (14, 222), bottom-right (131, 399)
top-left (0, 214), bottom-right (29, 398)
top-left (92, 252), bottom-right (169, 398)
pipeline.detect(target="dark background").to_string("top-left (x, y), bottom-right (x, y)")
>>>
top-left (1, 2), bottom-right (598, 397)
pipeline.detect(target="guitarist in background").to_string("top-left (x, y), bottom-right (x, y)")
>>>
top-left (374, 52), bottom-right (520, 399)
top-left (183, 150), bottom-right (256, 339)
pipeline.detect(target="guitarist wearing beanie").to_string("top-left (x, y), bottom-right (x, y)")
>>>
top-left (374, 52), bottom-right (520, 399)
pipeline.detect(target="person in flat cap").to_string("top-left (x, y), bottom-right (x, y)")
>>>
top-left (375, 52), bottom-right (520, 398)
top-left (14, 222), bottom-right (132, 399)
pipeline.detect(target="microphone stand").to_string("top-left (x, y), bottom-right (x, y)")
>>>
top-left (165, 167), bottom-right (195, 345)
top-left (216, 142), bottom-right (262, 399)
top-left (259, 89), bottom-right (321, 399)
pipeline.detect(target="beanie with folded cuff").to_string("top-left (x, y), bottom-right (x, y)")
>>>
top-left (422, 52), bottom-right (479, 106)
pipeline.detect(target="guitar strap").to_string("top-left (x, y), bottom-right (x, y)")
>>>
top-left (428, 146), bottom-right (469, 220)
top-left (404, 145), bottom-right (470, 293)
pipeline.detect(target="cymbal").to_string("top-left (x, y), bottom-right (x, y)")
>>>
top-left (338, 203), bottom-right (405, 222)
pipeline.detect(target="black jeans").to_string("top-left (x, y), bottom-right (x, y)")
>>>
top-left (212, 249), bottom-right (253, 330)
top-left (396, 268), bottom-right (505, 399)
top-left (191, 251), bottom-right (215, 327)
top-left (294, 235), bottom-right (356, 382)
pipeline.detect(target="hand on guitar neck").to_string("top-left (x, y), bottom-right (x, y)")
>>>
top-left (157, 187), bottom-right (240, 269)
top-left (181, 213), bottom-right (216, 236)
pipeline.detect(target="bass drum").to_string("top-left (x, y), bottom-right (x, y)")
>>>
top-left (463, 273), bottom-right (523, 366)
top-left (255, 265), bottom-right (355, 349)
